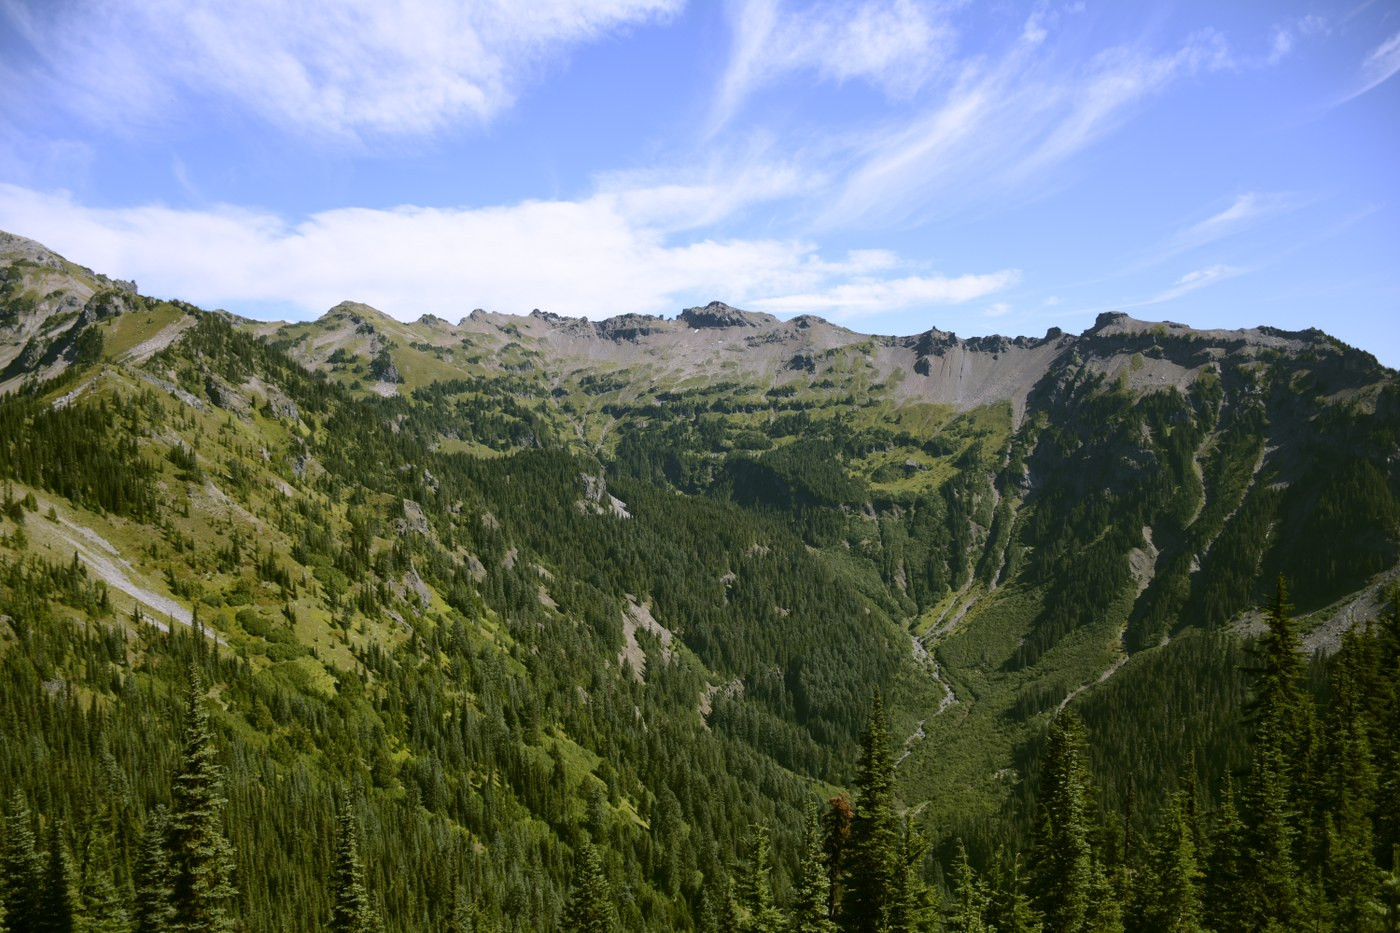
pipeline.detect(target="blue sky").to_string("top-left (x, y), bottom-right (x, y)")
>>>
top-left (1, 1), bottom-right (1397, 366)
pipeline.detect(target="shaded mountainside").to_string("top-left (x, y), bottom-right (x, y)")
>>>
top-left (0, 229), bottom-right (1398, 931)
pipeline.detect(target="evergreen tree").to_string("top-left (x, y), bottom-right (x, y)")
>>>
top-left (842, 691), bottom-right (899, 933)
top-left (169, 668), bottom-right (237, 933)
top-left (822, 795), bottom-right (852, 922)
top-left (890, 819), bottom-right (939, 933)
top-left (1029, 711), bottom-right (1095, 933)
top-left (39, 819), bottom-right (75, 933)
top-left (76, 822), bottom-right (130, 933)
top-left (1323, 639), bottom-right (1383, 932)
top-left (1203, 775), bottom-right (1248, 933)
top-left (791, 805), bottom-right (836, 933)
top-left (1, 794), bottom-right (43, 933)
top-left (1129, 790), bottom-right (1205, 933)
top-left (447, 878), bottom-right (479, 933)
top-left (1382, 845), bottom-right (1400, 933)
top-left (1240, 731), bottom-right (1298, 930)
top-left (722, 876), bottom-right (747, 933)
top-left (738, 823), bottom-right (782, 932)
top-left (330, 799), bottom-right (380, 933)
top-left (562, 840), bottom-right (613, 933)
top-left (133, 806), bottom-right (175, 933)
top-left (1251, 580), bottom-right (1322, 832)
top-left (1372, 594), bottom-right (1400, 862)
top-left (697, 881), bottom-right (723, 933)
top-left (1084, 855), bottom-right (1123, 933)
top-left (986, 847), bottom-right (1041, 933)
top-left (947, 840), bottom-right (992, 933)
top-left (1238, 582), bottom-right (1306, 931)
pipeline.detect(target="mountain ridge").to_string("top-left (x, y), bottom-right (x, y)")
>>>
top-left (253, 278), bottom-right (1385, 430)
top-left (1, 228), bottom-right (1398, 930)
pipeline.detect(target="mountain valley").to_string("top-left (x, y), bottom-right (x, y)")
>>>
top-left (1, 229), bottom-right (1398, 931)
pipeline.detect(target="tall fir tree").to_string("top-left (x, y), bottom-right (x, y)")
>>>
top-left (1323, 637), bottom-right (1383, 932)
top-left (791, 805), bottom-right (837, 933)
top-left (1203, 775), bottom-right (1249, 933)
top-left (561, 839), bottom-right (614, 933)
top-left (986, 847), bottom-right (1041, 933)
top-left (1240, 728), bottom-right (1299, 930)
top-left (1029, 710), bottom-right (1096, 933)
top-left (447, 878), bottom-right (479, 933)
top-left (736, 823), bottom-right (782, 933)
top-left (1239, 581), bottom-right (1307, 931)
top-left (1084, 855), bottom-right (1123, 933)
top-left (1129, 789), bottom-right (1206, 933)
top-left (133, 806), bottom-right (175, 933)
top-left (1, 793), bottom-right (43, 933)
top-left (39, 819), bottom-right (75, 933)
top-left (890, 819), bottom-right (939, 933)
top-left (1371, 593), bottom-right (1400, 862)
top-left (697, 880), bottom-right (723, 933)
top-left (1382, 844), bottom-right (1400, 933)
top-left (947, 840), bottom-right (992, 933)
top-left (330, 799), bottom-right (381, 933)
top-left (1251, 579), bottom-right (1322, 826)
top-left (841, 690), bottom-right (899, 933)
top-left (721, 875), bottom-right (747, 933)
top-left (169, 667), bottom-right (237, 933)
top-left (76, 821), bottom-right (129, 933)
top-left (822, 795), bottom-right (852, 922)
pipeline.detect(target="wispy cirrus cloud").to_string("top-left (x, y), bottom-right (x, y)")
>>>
top-left (817, 22), bottom-right (1235, 228)
top-left (596, 144), bottom-right (819, 232)
top-left (1347, 29), bottom-right (1400, 101)
top-left (1167, 192), bottom-right (1303, 254)
top-left (0, 182), bottom-right (1016, 324)
top-left (711, 0), bottom-right (957, 131)
top-left (1144, 263), bottom-right (1247, 305)
top-left (0, 0), bottom-right (682, 140)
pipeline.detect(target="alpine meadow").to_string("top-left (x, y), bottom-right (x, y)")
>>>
top-left (1, 1), bottom-right (1399, 931)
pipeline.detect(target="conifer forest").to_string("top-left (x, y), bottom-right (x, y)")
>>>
top-left (1, 234), bottom-right (1399, 931)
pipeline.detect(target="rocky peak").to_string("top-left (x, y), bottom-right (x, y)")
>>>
top-left (0, 231), bottom-right (68, 272)
top-left (678, 301), bottom-right (777, 329)
top-left (594, 313), bottom-right (666, 342)
top-left (1089, 311), bottom-right (1132, 334)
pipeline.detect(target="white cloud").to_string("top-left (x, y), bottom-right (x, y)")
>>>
top-left (1146, 264), bottom-right (1246, 305)
top-left (0, 183), bottom-right (1016, 324)
top-left (982, 301), bottom-right (1012, 318)
top-left (1268, 26), bottom-right (1294, 64)
top-left (1, 0), bottom-right (681, 139)
top-left (819, 25), bottom-right (1236, 228)
top-left (1005, 29), bottom-right (1233, 183)
top-left (1263, 14), bottom-right (1326, 66)
top-left (747, 269), bottom-right (1021, 317)
top-left (1170, 192), bottom-right (1300, 253)
top-left (598, 151), bottom-right (817, 231)
top-left (1352, 30), bottom-right (1400, 100)
top-left (712, 0), bottom-right (956, 129)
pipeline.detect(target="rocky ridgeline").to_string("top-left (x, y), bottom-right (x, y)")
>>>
top-left (2, 229), bottom-right (1386, 414)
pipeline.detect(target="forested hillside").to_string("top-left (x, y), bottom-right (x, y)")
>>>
top-left (0, 231), bottom-right (1398, 931)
